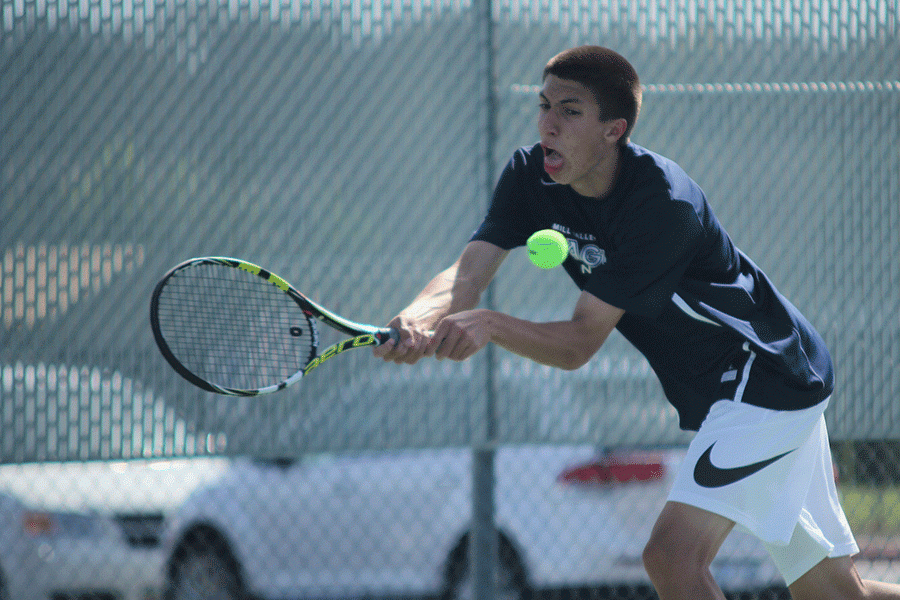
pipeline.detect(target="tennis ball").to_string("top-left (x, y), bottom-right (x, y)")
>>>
top-left (527, 229), bottom-right (568, 269)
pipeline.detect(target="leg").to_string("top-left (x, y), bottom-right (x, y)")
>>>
top-left (642, 501), bottom-right (735, 600)
top-left (789, 556), bottom-right (900, 600)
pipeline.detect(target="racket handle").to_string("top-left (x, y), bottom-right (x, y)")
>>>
top-left (387, 327), bottom-right (401, 344)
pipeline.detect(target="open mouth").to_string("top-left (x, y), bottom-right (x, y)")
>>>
top-left (542, 144), bottom-right (564, 173)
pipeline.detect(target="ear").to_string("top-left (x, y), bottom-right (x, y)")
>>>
top-left (604, 118), bottom-right (628, 143)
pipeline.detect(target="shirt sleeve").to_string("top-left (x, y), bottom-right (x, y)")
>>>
top-left (470, 149), bottom-right (538, 249)
top-left (584, 194), bottom-right (704, 319)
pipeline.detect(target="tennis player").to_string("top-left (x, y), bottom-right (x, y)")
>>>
top-left (375, 46), bottom-right (899, 599)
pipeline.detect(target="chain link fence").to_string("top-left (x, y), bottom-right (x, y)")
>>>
top-left (2, 0), bottom-right (899, 598)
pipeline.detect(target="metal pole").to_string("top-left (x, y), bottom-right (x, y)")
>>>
top-left (470, 0), bottom-right (498, 596)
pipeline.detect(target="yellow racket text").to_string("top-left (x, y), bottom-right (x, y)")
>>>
top-left (267, 273), bottom-right (290, 292)
top-left (304, 334), bottom-right (377, 376)
top-left (237, 262), bottom-right (261, 275)
top-left (236, 260), bottom-right (290, 292)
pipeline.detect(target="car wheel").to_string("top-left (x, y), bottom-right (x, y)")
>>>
top-left (442, 534), bottom-right (529, 600)
top-left (167, 528), bottom-right (245, 600)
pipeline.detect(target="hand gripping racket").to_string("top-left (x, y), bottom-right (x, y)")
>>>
top-left (150, 257), bottom-right (399, 396)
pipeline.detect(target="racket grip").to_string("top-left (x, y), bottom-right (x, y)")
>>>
top-left (387, 328), bottom-right (401, 345)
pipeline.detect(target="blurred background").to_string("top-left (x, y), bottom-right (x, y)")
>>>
top-left (1, 0), bottom-right (898, 598)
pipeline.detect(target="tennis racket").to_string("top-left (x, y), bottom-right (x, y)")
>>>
top-left (150, 257), bottom-right (398, 396)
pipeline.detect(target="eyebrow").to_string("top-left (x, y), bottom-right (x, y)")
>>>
top-left (539, 92), bottom-right (582, 104)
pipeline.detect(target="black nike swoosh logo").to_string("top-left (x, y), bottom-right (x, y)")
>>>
top-left (693, 442), bottom-right (796, 488)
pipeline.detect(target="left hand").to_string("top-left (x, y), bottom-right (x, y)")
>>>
top-left (424, 309), bottom-right (493, 362)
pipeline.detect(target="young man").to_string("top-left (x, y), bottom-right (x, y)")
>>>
top-left (374, 46), bottom-right (900, 599)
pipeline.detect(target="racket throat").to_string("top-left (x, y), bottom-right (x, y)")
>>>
top-left (304, 333), bottom-right (379, 376)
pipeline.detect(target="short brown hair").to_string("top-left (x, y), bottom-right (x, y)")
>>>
top-left (543, 46), bottom-right (642, 145)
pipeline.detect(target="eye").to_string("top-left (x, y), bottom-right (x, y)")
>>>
top-left (564, 107), bottom-right (581, 116)
top-left (538, 102), bottom-right (550, 112)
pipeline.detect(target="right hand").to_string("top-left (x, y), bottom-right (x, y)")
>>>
top-left (373, 315), bottom-right (432, 365)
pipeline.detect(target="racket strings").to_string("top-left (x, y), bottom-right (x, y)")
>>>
top-left (155, 264), bottom-right (317, 391)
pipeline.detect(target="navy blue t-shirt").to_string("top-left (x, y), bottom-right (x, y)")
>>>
top-left (472, 142), bottom-right (833, 431)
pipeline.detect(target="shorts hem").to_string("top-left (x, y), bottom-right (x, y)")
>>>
top-left (830, 541), bottom-right (860, 559)
top-left (666, 490), bottom-right (794, 545)
top-left (778, 550), bottom-right (829, 586)
top-left (772, 539), bottom-right (859, 586)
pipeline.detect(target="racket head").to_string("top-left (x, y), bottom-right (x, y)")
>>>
top-left (150, 257), bottom-right (319, 396)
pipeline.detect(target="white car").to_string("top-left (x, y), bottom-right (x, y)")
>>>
top-left (160, 445), bottom-right (786, 600)
top-left (0, 489), bottom-right (159, 600)
top-left (0, 458), bottom-right (228, 600)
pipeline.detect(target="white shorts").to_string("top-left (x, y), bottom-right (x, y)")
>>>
top-left (667, 397), bottom-right (859, 585)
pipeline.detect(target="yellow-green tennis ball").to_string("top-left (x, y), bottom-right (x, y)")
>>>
top-left (527, 229), bottom-right (568, 269)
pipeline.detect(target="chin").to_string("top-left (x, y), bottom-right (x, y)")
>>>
top-left (544, 170), bottom-right (567, 184)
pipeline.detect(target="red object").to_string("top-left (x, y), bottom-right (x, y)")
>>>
top-left (559, 454), bottom-right (664, 485)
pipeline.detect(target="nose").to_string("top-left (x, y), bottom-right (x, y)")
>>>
top-left (538, 108), bottom-right (558, 138)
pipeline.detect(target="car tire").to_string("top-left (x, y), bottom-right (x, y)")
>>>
top-left (166, 527), bottom-right (246, 600)
top-left (442, 533), bottom-right (529, 600)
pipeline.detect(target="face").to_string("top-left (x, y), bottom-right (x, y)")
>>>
top-left (538, 75), bottom-right (624, 197)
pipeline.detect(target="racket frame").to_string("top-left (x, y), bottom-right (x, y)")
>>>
top-left (150, 256), bottom-right (397, 396)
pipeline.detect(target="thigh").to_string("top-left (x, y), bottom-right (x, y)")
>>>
top-left (647, 501), bottom-right (736, 565)
top-left (788, 556), bottom-right (866, 600)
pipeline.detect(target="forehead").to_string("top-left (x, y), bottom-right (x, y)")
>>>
top-left (540, 75), bottom-right (597, 105)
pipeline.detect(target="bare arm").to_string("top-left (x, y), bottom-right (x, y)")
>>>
top-left (425, 290), bottom-right (624, 370)
top-left (374, 241), bottom-right (508, 363)
top-left (377, 239), bottom-right (624, 369)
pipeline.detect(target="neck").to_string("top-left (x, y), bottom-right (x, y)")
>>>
top-left (574, 144), bottom-right (621, 199)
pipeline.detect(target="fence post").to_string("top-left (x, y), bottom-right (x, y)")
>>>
top-left (470, 0), bottom-right (498, 597)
